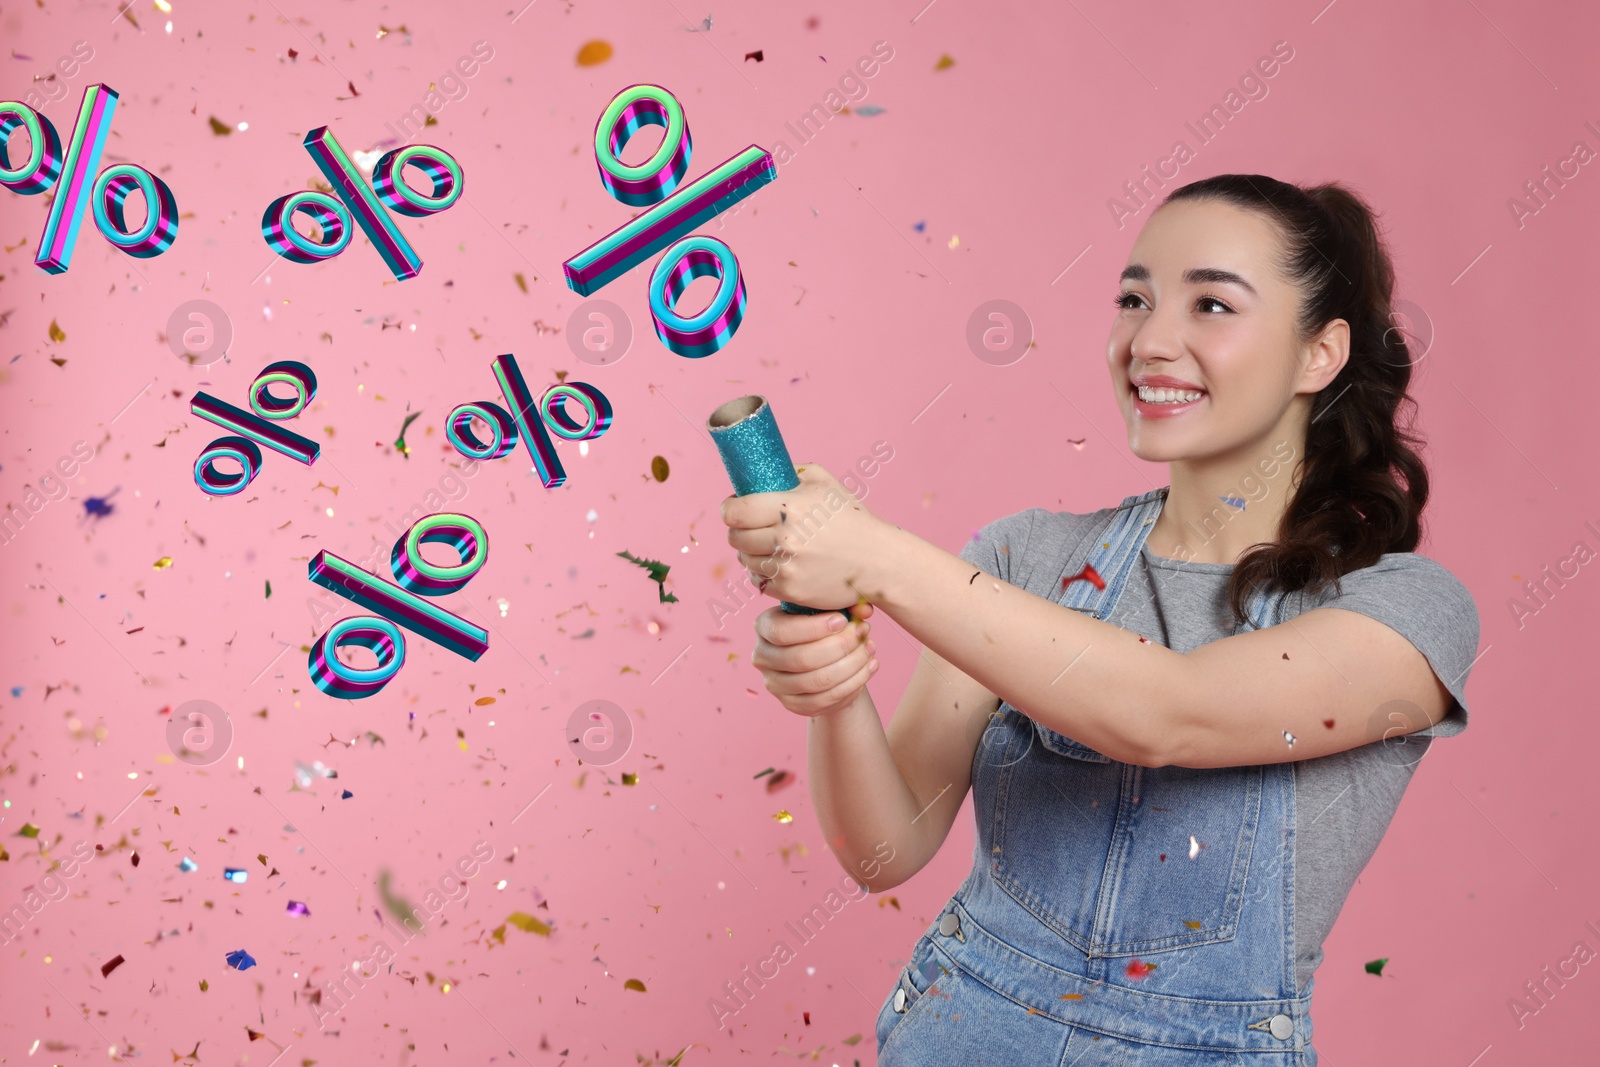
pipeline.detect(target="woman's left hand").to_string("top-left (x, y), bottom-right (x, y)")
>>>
top-left (721, 463), bottom-right (894, 610)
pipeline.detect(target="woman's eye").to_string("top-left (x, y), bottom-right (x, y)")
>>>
top-left (1112, 292), bottom-right (1145, 310)
top-left (1197, 296), bottom-right (1232, 314)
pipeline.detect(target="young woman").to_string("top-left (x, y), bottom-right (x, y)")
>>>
top-left (719, 174), bottom-right (1481, 1066)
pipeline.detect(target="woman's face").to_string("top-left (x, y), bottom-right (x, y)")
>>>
top-left (1106, 198), bottom-right (1343, 465)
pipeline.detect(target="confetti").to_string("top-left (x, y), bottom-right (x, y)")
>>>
top-left (223, 868), bottom-right (248, 883)
top-left (100, 954), bottom-right (125, 977)
top-left (264, 580), bottom-right (272, 599)
top-left (855, 104), bottom-right (886, 117)
top-left (753, 767), bottom-right (775, 779)
top-left (616, 550), bottom-right (679, 603)
top-left (1061, 563), bottom-right (1104, 591)
top-left (935, 54), bottom-right (956, 70)
top-left (207, 116), bottom-right (233, 136)
top-left (286, 901), bottom-right (311, 916)
top-left (576, 40), bottom-right (613, 66)
top-left (513, 271), bottom-right (528, 293)
top-left (623, 978), bottom-right (647, 992)
top-left (1068, 437), bottom-right (1087, 450)
top-left (153, 556), bottom-right (174, 570)
top-left (47, 319), bottom-right (66, 342)
top-left (394, 410), bottom-right (423, 457)
top-left (1125, 958), bottom-right (1156, 979)
top-left (913, 220), bottom-right (926, 232)
top-left (744, 50), bottom-right (764, 62)
top-left (225, 949), bottom-right (257, 971)
top-left (1365, 957), bottom-right (1389, 976)
top-left (17, 823), bottom-right (40, 838)
top-left (650, 455), bottom-right (670, 482)
top-left (506, 911), bottom-right (551, 935)
top-left (765, 769), bottom-right (793, 793)
top-left (83, 493), bottom-right (116, 518)
top-left (773, 809), bottom-right (793, 823)
top-left (1060, 993), bottom-right (1084, 1001)
top-left (1220, 495), bottom-right (1247, 509)
top-left (1283, 731), bottom-right (1297, 747)
top-left (179, 857), bottom-right (197, 872)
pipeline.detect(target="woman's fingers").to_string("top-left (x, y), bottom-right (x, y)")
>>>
top-left (771, 652), bottom-right (880, 717)
top-left (753, 618), bottom-right (870, 673)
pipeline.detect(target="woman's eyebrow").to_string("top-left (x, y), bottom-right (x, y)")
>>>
top-left (1119, 263), bottom-right (1259, 297)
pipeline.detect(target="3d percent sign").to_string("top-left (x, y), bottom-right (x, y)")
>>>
top-left (306, 513), bottom-right (490, 699)
top-left (262, 127), bottom-right (462, 281)
top-left (188, 361), bottom-right (321, 496)
top-left (0, 83), bottom-right (179, 274)
top-left (563, 84), bottom-right (777, 357)
top-left (446, 352), bottom-right (612, 489)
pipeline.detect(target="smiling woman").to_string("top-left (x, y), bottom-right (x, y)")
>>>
top-left (719, 173), bottom-right (1482, 1064)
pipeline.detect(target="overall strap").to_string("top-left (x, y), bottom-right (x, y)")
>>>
top-left (1057, 485), bottom-right (1292, 632)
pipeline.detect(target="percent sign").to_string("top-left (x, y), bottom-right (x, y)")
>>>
top-left (447, 353), bottom-right (613, 488)
top-left (307, 513), bottom-right (489, 698)
top-left (262, 128), bottom-right (462, 281)
top-left (0, 83), bottom-right (178, 274)
top-left (189, 362), bottom-right (320, 496)
top-left (563, 85), bottom-right (776, 358)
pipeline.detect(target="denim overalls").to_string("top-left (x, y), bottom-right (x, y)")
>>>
top-left (876, 486), bottom-right (1317, 1066)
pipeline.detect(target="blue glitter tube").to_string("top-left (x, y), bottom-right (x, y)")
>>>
top-left (707, 395), bottom-right (852, 618)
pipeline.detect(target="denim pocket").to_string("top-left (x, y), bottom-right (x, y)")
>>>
top-left (875, 934), bottom-right (955, 1054)
top-left (1033, 718), bottom-right (1113, 763)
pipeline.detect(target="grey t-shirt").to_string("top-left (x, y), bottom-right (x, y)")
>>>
top-left (960, 504), bottom-right (1482, 993)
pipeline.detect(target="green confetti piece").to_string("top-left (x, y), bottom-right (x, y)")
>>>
top-left (394, 410), bottom-right (423, 458)
top-left (18, 823), bottom-right (40, 838)
top-left (264, 580), bottom-right (272, 599)
top-left (616, 550), bottom-right (679, 603)
top-left (1364, 957), bottom-right (1388, 976)
top-left (753, 767), bottom-right (775, 779)
top-left (506, 911), bottom-right (551, 935)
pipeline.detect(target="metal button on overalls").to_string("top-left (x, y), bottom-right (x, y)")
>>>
top-left (1268, 1014), bottom-right (1295, 1040)
top-left (938, 911), bottom-right (965, 942)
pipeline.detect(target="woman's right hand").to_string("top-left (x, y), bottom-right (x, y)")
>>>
top-left (752, 602), bottom-right (879, 718)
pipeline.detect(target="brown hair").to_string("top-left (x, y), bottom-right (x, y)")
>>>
top-left (1160, 174), bottom-right (1430, 626)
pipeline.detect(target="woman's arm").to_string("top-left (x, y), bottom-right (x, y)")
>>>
top-left (809, 644), bottom-right (998, 892)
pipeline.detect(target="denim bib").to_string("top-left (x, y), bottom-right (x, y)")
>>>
top-left (877, 487), bottom-right (1318, 1066)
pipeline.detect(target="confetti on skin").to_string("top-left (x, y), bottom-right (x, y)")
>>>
top-left (1062, 563), bottom-right (1105, 591)
top-left (651, 455), bottom-right (670, 482)
top-left (773, 809), bottom-right (793, 823)
top-left (506, 911), bottom-right (551, 935)
top-left (624, 978), bottom-right (648, 992)
top-left (855, 104), bottom-right (886, 117)
top-left (616, 550), bottom-right (679, 603)
top-left (225, 949), bottom-right (257, 970)
top-left (1365, 957), bottom-right (1389, 976)
top-left (153, 557), bottom-right (173, 570)
top-left (935, 54), bottom-right (956, 70)
top-left (207, 116), bottom-right (233, 136)
top-left (744, 49), bottom-right (764, 62)
top-left (394, 411), bottom-right (423, 458)
top-left (1284, 731), bottom-right (1297, 747)
top-left (286, 901), bottom-right (311, 916)
top-left (100, 955), bottom-right (125, 978)
top-left (1323, 719), bottom-right (1335, 729)
top-left (576, 40), bottom-right (613, 66)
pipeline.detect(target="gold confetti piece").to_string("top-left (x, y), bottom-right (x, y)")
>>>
top-left (623, 978), bottom-right (647, 992)
top-left (513, 272), bottom-right (528, 293)
top-left (47, 319), bottom-right (65, 342)
top-left (199, 979), bottom-right (209, 991)
top-left (506, 911), bottom-right (551, 935)
top-left (207, 116), bottom-right (233, 136)
top-left (948, 234), bottom-right (960, 249)
top-left (1182, 920), bottom-right (1202, 929)
top-left (576, 39), bottom-right (613, 66)
top-left (651, 455), bottom-right (670, 482)
top-left (621, 771), bottom-right (638, 785)
top-left (1059, 993), bottom-right (1084, 1000)
top-left (878, 896), bottom-right (900, 910)
top-left (152, 556), bottom-right (173, 570)
top-left (474, 696), bottom-right (496, 706)
top-left (935, 53), bottom-right (956, 70)
top-left (18, 823), bottom-right (41, 838)
top-left (842, 1034), bottom-right (864, 1046)
top-left (773, 809), bottom-right (793, 823)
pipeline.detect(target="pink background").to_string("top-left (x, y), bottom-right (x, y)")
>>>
top-left (3, 0), bottom-right (1598, 1063)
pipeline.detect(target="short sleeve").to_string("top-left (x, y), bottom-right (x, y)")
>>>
top-left (1312, 553), bottom-right (1481, 738)
top-left (958, 508), bottom-right (1041, 587)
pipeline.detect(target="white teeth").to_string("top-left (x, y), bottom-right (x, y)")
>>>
top-left (1136, 386), bottom-right (1204, 404)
